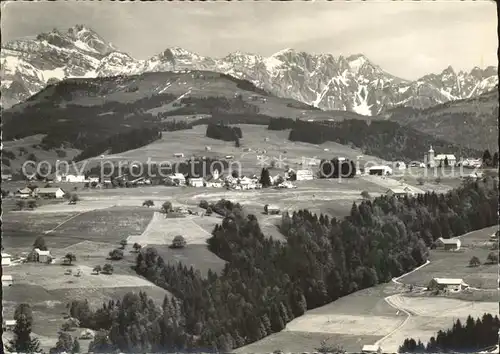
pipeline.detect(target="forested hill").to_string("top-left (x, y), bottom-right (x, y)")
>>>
top-left (66, 178), bottom-right (499, 353)
top-left (268, 117), bottom-right (481, 161)
top-left (399, 313), bottom-right (500, 353)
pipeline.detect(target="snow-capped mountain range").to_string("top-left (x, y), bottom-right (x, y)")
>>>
top-left (1, 25), bottom-right (498, 114)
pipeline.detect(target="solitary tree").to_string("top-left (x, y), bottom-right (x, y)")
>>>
top-left (72, 338), bottom-right (81, 353)
top-left (27, 200), bottom-right (38, 210)
top-left (16, 200), bottom-right (26, 210)
top-left (119, 239), bottom-right (127, 249)
top-left (161, 201), bottom-right (173, 213)
top-left (142, 199), bottom-right (154, 207)
top-left (53, 330), bottom-right (73, 352)
top-left (469, 256), bottom-right (481, 267)
top-left (132, 243), bottom-right (142, 252)
top-left (109, 249), bottom-right (124, 260)
top-left (33, 236), bottom-right (48, 251)
top-left (171, 235), bottom-right (187, 249)
top-left (416, 177), bottom-right (425, 185)
top-left (93, 265), bottom-right (102, 274)
top-left (361, 191), bottom-right (371, 200)
top-left (64, 253), bottom-right (77, 265)
top-left (205, 207), bottom-right (213, 216)
top-left (69, 193), bottom-right (79, 205)
top-left (102, 263), bottom-right (114, 274)
top-left (486, 252), bottom-right (499, 265)
top-left (199, 200), bottom-right (209, 209)
top-left (259, 168), bottom-right (272, 188)
top-left (6, 303), bottom-right (41, 353)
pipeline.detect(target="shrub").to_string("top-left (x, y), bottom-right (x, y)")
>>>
top-left (108, 249), bottom-right (124, 260)
top-left (199, 200), bottom-right (209, 209)
top-left (469, 256), bottom-right (481, 267)
top-left (170, 235), bottom-right (187, 249)
top-left (102, 264), bottom-right (114, 274)
top-left (486, 252), bottom-right (498, 265)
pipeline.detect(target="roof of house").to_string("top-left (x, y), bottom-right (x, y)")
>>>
top-left (189, 177), bottom-right (205, 182)
top-left (172, 173), bottom-right (185, 179)
top-left (362, 344), bottom-right (380, 351)
top-left (2, 275), bottom-right (13, 281)
top-left (387, 186), bottom-right (415, 194)
top-left (2, 252), bottom-right (11, 258)
top-left (435, 154), bottom-right (457, 160)
top-left (4, 320), bottom-right (16, 326)
top-left (437, 237), bottom-right (460, 244)
top-left (266, 205), bottom-right (280, 210)
top-left (37, 188), bottom-right (64, 193)
top-left (432, 278), bottom-right (465, 285)
top-left (17, 187), bottom-right (32, 194)
top-left (34, 248), bottom-right (51, 256)
top-left (368, 165), bottom-right (392, 170)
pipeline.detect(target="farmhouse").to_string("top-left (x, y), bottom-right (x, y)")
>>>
top-left (205, 170), bottom-right (224, 188)
top-left (2, 252), bottom-right (12, 266)
top-left (361, 344), bottom-right (382, 353)
top-left (15, 187), bottom-right (32, 198)
top-left (1, 173), bottom-right (12, 181)
top-left (34, 248), bottom-right (52, 263)
top-left (2, 275), bottom-right (13, 286)
top-left (173, 153), bottom-right (184, 158)
top-left (265, 204), bottom-right (280, 215)
top-left (428, 278), bottom-right (469, 292)
top-left (189, 177), bottom-right (205, 187)
top-left (386, 186), bottom-right (416, 198)
top-left (63, 174), bottom-right (86, 183)
top-left (435, 237), bottom-right (461, 251)
top-left (3, 320), bottom-right (16, 331)
top-left (296, 169), bottom-right (314, 181)
top-left (435, 154), bottom-right (457, 167)
top-left (367, 165), bottom-right (393, 176)
top-left (165, 173), bottom-right (186, 186)
top-left (37, 187), bottom-right (65, 199)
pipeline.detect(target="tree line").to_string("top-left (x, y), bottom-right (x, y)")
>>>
top-left (399, 313), bottom-right (500, 353)
top-left (266, 118), bottom-right (480, 162)
top-left (62, 178), bottom-right (498, 352)
top-left (205, 122), bottom-right (242, 143)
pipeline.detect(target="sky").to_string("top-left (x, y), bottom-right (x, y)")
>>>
top-left (1, 0), bottom-right (497, 80)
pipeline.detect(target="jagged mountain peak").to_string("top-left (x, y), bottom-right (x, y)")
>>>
top-left (1, 25), bottom-right (498, 115)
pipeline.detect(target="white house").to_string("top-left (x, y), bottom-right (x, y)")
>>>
top-left (173, 153), bottom-right (184, 158)
top-left (428, 278), bottom-right (469, 292)
top-left (3, 319), bottom-right (16, 331)
top-left (37, 188), bottom-right (65, 199)
top-left (165, 173), bottom-right (186, 186)
top-left (2, 275), bottom-right (13, 286)
top-left (367, 165), bottom-right (393, 176)
top-left (189, 177), bottom-right (205, 187)
top-left (15, 187), bottom-right (32, 198)
top-left (34, 248), bottom-right (52, 263)
top-left (435, 154), bottom-right (457, 167)
top-left (64, 174), bottom-right (86, 183)
top-left (361, 344), bottom-right (381, 353)
top-left (296, 169), bottom-right (314, 181)
top-left (2, 252), bottom-right (11, 266)
top-left (386, 186), bottom-right (417, 198)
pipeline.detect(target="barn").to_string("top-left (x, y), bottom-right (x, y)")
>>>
top-left (37, 187), bottom-right (65, 199)
top-left (367, 165), bottom-right (393, 176)
top-left (2, 275), bottom-right (13, 287)
top-left (428, 278), bottom-right (469, 292)
top-left (2, 252), bottom-right (11, 266)
top-left (435, 237), bottom-right (461, 251)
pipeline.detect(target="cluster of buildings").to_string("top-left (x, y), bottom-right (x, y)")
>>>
top-left (15, 187), bottom-right (66, 199)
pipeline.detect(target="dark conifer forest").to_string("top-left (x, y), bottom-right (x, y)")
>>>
top-left (399, 314), bottom-right (500, 353)
top-left (205, 122), bottom-right (242, 141)
top-left (267, 118), bottom-right (480, 161)
top-left (64, 178), bottom-right (498, 353)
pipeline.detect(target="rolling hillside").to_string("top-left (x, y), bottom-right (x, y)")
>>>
top-left (382, 88), bottom-right (499, 151)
